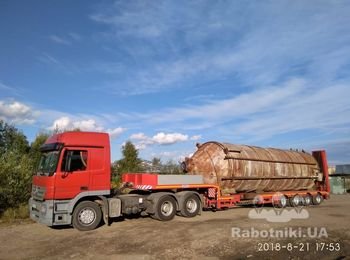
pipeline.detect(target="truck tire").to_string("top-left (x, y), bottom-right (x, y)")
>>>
top-left (304, 194), bottom-right (312, 206)
top-left (289, 195), bottom-right (302, 207)
top-left (72, 201), bottom-right (102, 231)
top-left (181, 194), bottom-right (200, 217)
top-left (154, 195), bottom-right (177, 221)
top-left (272, 194), bottom-right (287, 208)
top-left (312, 194), bottom-right (323, 205)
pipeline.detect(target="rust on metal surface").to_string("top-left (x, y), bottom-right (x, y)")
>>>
top-left (185, 141), bottom-right (320, 192)
top-left (223, 156), bottom-right (317, 165)
top-left (221, 176), bottom-right (318, 180)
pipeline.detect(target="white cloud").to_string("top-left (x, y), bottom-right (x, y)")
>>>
top-left (49, 35), bottom-right (71, 45)
top-left (37, 53), bottom-right (60, 65)
top-left (77, 119), bottom-right (103, 131)
top-left (135, 143), bottom-right (147, 150)
top-left (141, 78), bottom-right (305, 125)
top-left (152, 132), bottom-right (188, 145)
top-left (149, 150), bottom-right (193, 162)
top-left (0, 82), bottom-right (23, 97)
top-left (69, 32), bottom-right (82, 41)
top-left (130, 132), bottom-right (148, 140)
top-left (130, 132), bottom-right (153, 149)
top-left (50, 116), bottom-right (70, 130)
top-left (90, 1), bottom-right (164, 39)
top-left (125, 77), bottom-right (350, 148)
top-left (130, 131), bottom-right (200, 149)
top-left (89, 2), bottom-right (350, 96)
top-left (0, 100), bottom-right (37, 125)
top-left (190, 135), bottom-right (201, 141)
top-left (49, 116), bottom-right (125, 139)
top-left (0, 82), bottom-right (14, 91)
top-left (233, 83), bottom-right (350, 140)
top-left (107, 127), bottom-right (126, 138)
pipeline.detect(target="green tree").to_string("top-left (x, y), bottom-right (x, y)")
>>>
top-left (161, 160), bottom-right (183, 174)
top-left (112, 141), bottom-right (143, 185)
top-left (151, 157), bottom-right (162, 172)
top-left (0, 152), bottom-right (33, 210)
top-left (29, 132), bottom-right (50, 170)
top-left (0, 120), bottom-right (29, 155)
top-left (0, 120), bottom-right (32, 213)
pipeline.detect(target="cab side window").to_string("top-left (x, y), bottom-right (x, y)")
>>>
top-left (61, 150), bottom-right (88, 172)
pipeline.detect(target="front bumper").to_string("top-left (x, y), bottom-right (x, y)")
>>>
top-left (29, 198), bottom-right (54, 226)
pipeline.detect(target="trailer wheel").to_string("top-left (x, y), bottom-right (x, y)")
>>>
top-left (154, 195), bottom-right (177, 221)
top-left (72, 201), bottom-right (102, 231)
top-left (304, 195), bottom-right (312, 206)
top-left (312, 194), bottom-right (323, 205)
top-left (272, 194), bottom-right (287, 208)
top-left (181, 194), bottom-right (201, 217)
top-left (289, 195), bottom-right (302, 207)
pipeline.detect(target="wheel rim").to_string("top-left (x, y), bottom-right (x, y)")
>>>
top-left (78, 208), bottom-right (96, 226)
top-left (293, 196), bottom-right (300, 206)
top-left (316, 195), bottom-right (322, 204)
top-left (280, 196), bottom-right (287, 207)
top-left (253, 195), bottom-right (264, 208)
top-left (272, 195), bottom-right (287, 208)
top-left (186, 198), bottom-right (198, 213)
top-left (161, 201), bottom-right (174, 217)
top-left (305, 196), bottom-right (311, 205)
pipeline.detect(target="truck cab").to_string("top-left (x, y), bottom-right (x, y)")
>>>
top-left (29, 132), bottom-right (111, 228)
top-left (29, 132), bottom-right (207, 231)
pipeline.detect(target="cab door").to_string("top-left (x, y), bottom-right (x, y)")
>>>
top-left (54, 148), bottom-right (90, 200)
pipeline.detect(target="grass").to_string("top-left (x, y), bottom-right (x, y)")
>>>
top-left (0, 204), bottom-right (30, 225)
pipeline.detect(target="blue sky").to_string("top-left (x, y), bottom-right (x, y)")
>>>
top-left (0, 1), bottom-right (349, 165)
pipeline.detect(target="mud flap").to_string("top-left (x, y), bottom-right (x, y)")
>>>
top-left (98, 196), bottom-right (110, 226)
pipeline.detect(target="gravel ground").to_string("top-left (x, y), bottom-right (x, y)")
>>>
top-left (0, 194), bottom-right (349, 260)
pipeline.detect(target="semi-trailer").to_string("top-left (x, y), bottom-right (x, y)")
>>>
top-left (29, 131), bottom-right (330, 231)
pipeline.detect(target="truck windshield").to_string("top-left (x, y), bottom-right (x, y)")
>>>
top-left (37, 151), bottom-right (59, 176)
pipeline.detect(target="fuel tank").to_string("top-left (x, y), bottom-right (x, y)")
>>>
top-left (184, 142), bottom-right (320, 192)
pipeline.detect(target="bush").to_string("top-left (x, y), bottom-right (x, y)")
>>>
top-left (0, 121), bottom-right (47, 218)
top-left (0, 204), bottom-right (29, 223)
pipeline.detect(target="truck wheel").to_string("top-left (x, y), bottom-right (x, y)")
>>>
top-left (312, 194), bottom-right (323, 205)
top-left (304, 195), bottom-right (312, 206)
top-left (181, 194), bottom-right (201, 217)
top-left (154, 195), bottom-right (177, 221)
top-left (72, 201), bottom-right (102, 231)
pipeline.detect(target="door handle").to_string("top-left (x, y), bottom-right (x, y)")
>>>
top-left (80, 186), bottom-right (88, 191)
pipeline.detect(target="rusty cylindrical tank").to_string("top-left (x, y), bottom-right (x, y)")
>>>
top-left (184, 142), bottom-right (320, 193)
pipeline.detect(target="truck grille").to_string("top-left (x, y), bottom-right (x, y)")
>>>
top-left (32, 185), bottom-right (46, 201)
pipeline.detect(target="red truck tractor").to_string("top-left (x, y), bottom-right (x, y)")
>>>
top-left (29, 132), bottom-right (330, 231)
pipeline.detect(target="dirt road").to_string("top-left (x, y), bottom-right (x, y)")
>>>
top-left (1, 195), bottom-right (349, 260)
